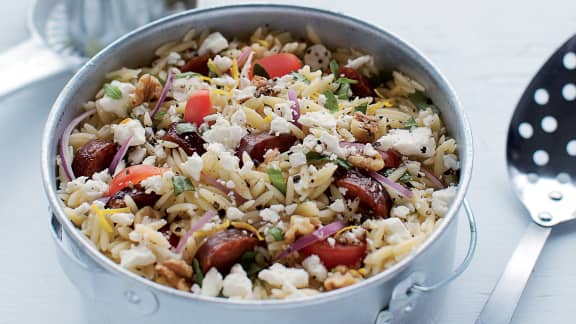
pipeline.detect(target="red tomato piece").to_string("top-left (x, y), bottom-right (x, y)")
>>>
top-left (108, 165), bottom-right (166, 196)
top-left (338, 67), bottom-right (373, 97)
top-left (184, 90), bottom-right (212, 126)
top-left (249, 53), bottom-right (302, 79)
top-left (300, 240), bottom-right (367, 269)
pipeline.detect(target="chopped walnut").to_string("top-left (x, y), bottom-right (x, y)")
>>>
top-left (324, 267), bottom-right (363, 291)
top-left (155, 259), bottom-right (193, 291)
top-left (350, 112), bottom-right (379, 143)
top-left (130, 74), bottom-right (162, 107)
top-left (284, 215), bottom-right (318, 243)
top-left (347, 152), bottom-right (384, 172)
top-left (252, 75), bottom-right (275, 97)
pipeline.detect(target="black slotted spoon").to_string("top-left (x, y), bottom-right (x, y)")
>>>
top-left (476, 35), bottom-right (576, 324)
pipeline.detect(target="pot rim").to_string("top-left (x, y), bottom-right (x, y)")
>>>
top-left (41, 3), bottom-right (473, 307)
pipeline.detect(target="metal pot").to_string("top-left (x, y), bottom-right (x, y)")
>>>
top-left (41, 5), bottom-right (476, 324)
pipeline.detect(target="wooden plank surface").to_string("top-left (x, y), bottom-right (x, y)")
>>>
top-left (1, 0), bottom-right (576, 323)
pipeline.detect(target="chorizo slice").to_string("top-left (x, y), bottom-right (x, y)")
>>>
top-left (72, 139), bottom-right (117, 178)
top-left (335, 170), bottom-right (391, 218)
top-left (196, 229), bottom-right (257, 274)
top-left (181, 54), bottom-right (211, 75)
top-left (105, 185), bottom-right (160, 209)
top-left (237, 132), bottom-right (297, 163)
top-left (378, 149), bottom-right (402, 169)
top-left (339, 67), bottom-right (373, 98)
top-left (162, 123), bottom-right (206, 156)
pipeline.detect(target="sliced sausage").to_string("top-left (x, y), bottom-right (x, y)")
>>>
top-left (339, 67), bottom-right (373, 98)
top-left (378, 149), bottom-right (402, 169)
top-left (105, 185), bottom-right (160, 209)
top-left (237, 132), bottom-right (297, 163)
top-left (181, 54), bottom-right (211, 75)
top-left (72, 140), bottom-right (117, 178)
top-left (162, 123), bottom-right (206, 156)
top-left (196, 229), bottom-right (257, 274)
top-left (335, 170), bottom-right (391, 218)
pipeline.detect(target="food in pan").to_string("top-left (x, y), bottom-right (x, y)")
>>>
top-left (57, 27), bottom-right (459, 299)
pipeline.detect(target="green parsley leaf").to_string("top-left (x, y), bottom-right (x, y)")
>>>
top-left (239, 251), bottom-right (263, 276)
top-left (193, 258), bottom-right (203, 287)
top-left (253, 63), bottom-right (270, 79)
top-left (399, 172), bottom-right (413, 183)
top-left (336, 82), bottom-right (351, 99)
top-left (306, 151), bottom-right (352, 170)
top-left (104, 84), bottom-right (122, 100)
top-left (335, 77), bottom-right (358, 85)
top-left (172, 175), bottom-right (194, 195)
top-left (154, 111), bottom-right (167, 121)
top-left (268, 227), bottom-right (284, 241)
top-left (334, 159), bottom-right (353, 170)
top-left (175, 72), bottom-right (202, 79)
top-left (330, 60), bottom-right (339, 77)
top-left (403, 117), bottom-right (417, 129)
top-left (324, 90), bottom-right (339, 113)
top-left (291, 72), bottom-right (310, 84)
top-left (267, 167), bottom-right (286, 194)
top-left (175, 122), bottom-right (196, 135)
top-left (382, 168), bottom-right (396, 177)
top-left (408, 90), bottom-right (439, 113)
top-left (355, 103), bottom-right (368, 114)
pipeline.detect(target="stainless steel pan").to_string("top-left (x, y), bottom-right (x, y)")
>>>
top-left (41, 5), bottom-right (476, 324)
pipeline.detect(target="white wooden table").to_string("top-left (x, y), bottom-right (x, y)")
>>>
top-left (1, 1), bottom-right (576, 323)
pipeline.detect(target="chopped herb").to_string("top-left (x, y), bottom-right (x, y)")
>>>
top-left (334, 158), bottom-right (353, 170)
top-left (291, 72), bottom-right (310, 84)
top-left (172, 175), bottom-right (194, 195)
top-left (399, 172), bottom-right (413, 183)
top-left (403, 117), bottom-right (417, 129)
top-left (306, 152), bottom-right (352, 170)
top-left (154, 111), bottom-right (167, 121)
top-left (335, 77), bottom-right (358, 85)
top-left (330, 60), bottom-right (339, 77)
top-left (239, 251), bottom-right (262, 276)
top-left (336, 82), bottom-right (351, 99)
top-left (253, 63), bottom-right (270, 78)
top-left (175, 72), bottom-right (202, 79)
top-left (355, 103), bottom-right (368, 114)
top-left (175, 122), bottom-right (196, 134)
top-left (382, 168), bottom-right (396, 177)
top-left (193, 258), bottom-right (203, 287)
top-left (408, 90), bottom-right (439, 113)
top-left (369, 71), bottom-right (393, 87)
top-left (267, 168), bottom-right (286, 194)
top-left (104, 84), bottom-right (122, 100)
top-left (268, 227), bottom-right (284, 241)
top-left (157, 75), bottom-right (166, 87)
top-left (324, 90), bottom-right (339, 113)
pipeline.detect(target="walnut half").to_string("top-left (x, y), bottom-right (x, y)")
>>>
top-left (155, 259), bottom-right (193, 291)
top-left (350, 112), bottom-right (379, 143)
top-left (130, 74), bottom-right (162, 107)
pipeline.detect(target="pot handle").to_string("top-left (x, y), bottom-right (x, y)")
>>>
top-left (376, 198), bottom-right (477, 324)
top-left (49, 214), bottom-right (159, 316)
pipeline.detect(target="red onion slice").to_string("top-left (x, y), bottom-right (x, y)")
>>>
top-left (369, 171), bottom-right (413, 198)
top-left (339, 141), bottom-right (365, 154)
top-left (277, 220), bottom-right (345, 260)
top-left (237, 47), bottom-right (252, 68)
top-left (59, 108), bottom-right (97, 180)
top-left (175, 211), bottom-right (216, 254)
top-left (287, 88), bottom-right (301, 126)
top-left (201, 172), bottom-right (246, 203)
top-left (150, 69), bottom-right (174, 119)
top-left (421, 167), bottom-right (445, 189)
top-left (108, 135), bottom-right (133, 175)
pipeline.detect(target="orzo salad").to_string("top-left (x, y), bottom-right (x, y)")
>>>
top-left (57, 27), bottom-right (459, 300)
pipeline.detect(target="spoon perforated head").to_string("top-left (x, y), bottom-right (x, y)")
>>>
top-left (507, 34), bottom-right (576, 226)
